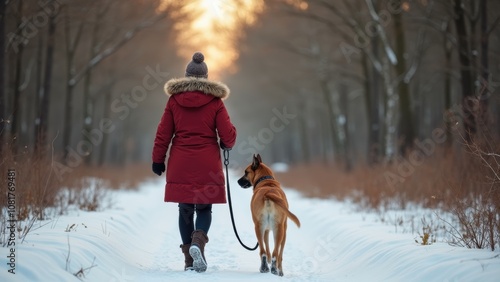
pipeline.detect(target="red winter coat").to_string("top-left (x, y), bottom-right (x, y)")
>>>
top-left (152, 77), bottom-right (236, 204)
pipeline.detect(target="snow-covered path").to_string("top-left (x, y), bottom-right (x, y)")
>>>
top-left (2, 171), bottom-right (500, 281)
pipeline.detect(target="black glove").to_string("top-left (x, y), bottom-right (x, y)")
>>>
top-left (219, 142), bottom-right (231, 151)
top-left (152, 162), bottom-right (165, 176)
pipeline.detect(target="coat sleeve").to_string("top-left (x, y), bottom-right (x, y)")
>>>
top-left (152, 99), bottom-right (175, 163)
top-left (215, 99), bottom-right (236, 148)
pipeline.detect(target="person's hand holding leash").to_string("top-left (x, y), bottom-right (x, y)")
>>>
top-left (220, 142), bottom-right (231, 151)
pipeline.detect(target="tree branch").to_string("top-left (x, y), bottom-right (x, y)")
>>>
top-left (364, 0), bottom-right (398, 65)
top-left (68, 11), bottom-right (169, 87)
top-left (486, 16), bottom-right (500, 37)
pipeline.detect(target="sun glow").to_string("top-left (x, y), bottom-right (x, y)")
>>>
top-left (159, 0), bottom-right (265, 79)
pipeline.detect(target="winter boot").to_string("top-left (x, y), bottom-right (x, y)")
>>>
top-left (180, 244), bottom-right (194, 271)
top-left (189, 230), bottom-right (209, 272)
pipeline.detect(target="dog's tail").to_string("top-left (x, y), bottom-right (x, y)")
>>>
top-left (265, 191), bottom-right (301, 228)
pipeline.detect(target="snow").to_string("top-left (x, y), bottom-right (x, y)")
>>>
top-left (2, 171), bottom-right (500, 282)
top-left (270, 162), bottom-right (289, 173)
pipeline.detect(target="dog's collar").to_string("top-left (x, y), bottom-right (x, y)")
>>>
top-left (254, 175), bottom-right (274, 188)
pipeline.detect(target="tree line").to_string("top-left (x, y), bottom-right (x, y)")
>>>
top-left (0, 0), bottom-right (188, 166)
top-left (227, 0), bottom-right (500, 168)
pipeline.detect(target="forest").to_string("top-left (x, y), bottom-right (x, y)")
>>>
top-left (1, 0), bottom-right (499, 250)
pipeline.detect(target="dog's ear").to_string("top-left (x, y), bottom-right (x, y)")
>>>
top-left (256, 154), bottom-right (262, 163)
top-left (251, 154), bottom-right (261, 170)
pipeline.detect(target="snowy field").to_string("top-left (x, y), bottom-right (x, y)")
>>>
top-left (2, 170), bottom-right (500, 282)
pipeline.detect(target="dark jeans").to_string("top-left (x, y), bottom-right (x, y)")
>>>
top-left (178, 203), bottom-right (212, 245)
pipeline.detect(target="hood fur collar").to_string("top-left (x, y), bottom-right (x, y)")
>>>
top-left (164, 77), bottom-right (230, 100)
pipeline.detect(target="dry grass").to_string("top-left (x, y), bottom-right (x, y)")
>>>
top-left (0, 144), bottom-right (153, 246)
top-left (277, 142), bottom-right (500, 250)
top-left (58, 162), bottom-right (152, 191)
top-left (277, 147), bottom-right (496, 208)
top-left (0, 146), bottom-right (60, 221)
top-left (0, 147), bottom-right (151, 213)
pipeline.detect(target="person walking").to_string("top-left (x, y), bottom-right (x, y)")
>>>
top-left (152, 52), bottom-right (236, 272)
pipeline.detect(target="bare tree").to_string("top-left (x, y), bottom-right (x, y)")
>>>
top-left (391, 0), bottom-right (414, 153)
top-left (61, 1), bottom-right (174, 160)
top-left (453, 0), bottom-right (476, 142)
top-left (478, 0), bottom-right (500, 130)
top-left (35, 0), bottom-right (58, 152)
top-left (97, 79), bottom-right (116, 166)
top-left (11, 0), bottom-right (25, 153)
top-left (364, 36), bottom-right (383, 164)
top-left (61, 3), bottom-right (86, 159)
top-left (81, 1), bottom-right (112, 165)
top-left (0, 0), bottom-right (6, 154)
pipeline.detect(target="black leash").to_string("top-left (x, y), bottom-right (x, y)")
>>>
top-left (223, 149), bottom-right (259, 251)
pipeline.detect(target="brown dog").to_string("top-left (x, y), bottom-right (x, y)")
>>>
top-left (238, 154), bottom-right (300, 276)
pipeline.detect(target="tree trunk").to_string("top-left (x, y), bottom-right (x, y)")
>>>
top-left (11, 0), bottom-right (24, 154)
top-left (364, 37), bottom-right (382, 165)
top-left (319, 79), bottom-right (340, 163)
top-left (453, 0), bottom-right (476, 142)
top-left (98, 89), bottom-right (113, 166)
top-left (82, 11), bottom-right (101, 165)
top-left (11, 44), bottom-right (23, 152)
top-left (62, 83), bottom-right (75, 159)
top-left (82, 73), bottom-right (94, 165)
top-left (62, 8), bottom-right (85, 160)
top-left (382, 57), bottom-right (397, 159)
top-left (296, 95), bottom-right (310, 164)
top-left (0, 0), bottom-right (6, 155)
top-left (38, 7), bottom-right (57, 149)
top-left (468, 1), bottom-right (480, 90)
top-left (339, 83), bottom-right (352, 171)
top-left (444, 32), bottom-right (453, 146)
top-left (479, 0), bottom-right (489, 130)
top-left (393, 6), bottom-right (414, 154)
top-left (34, 29), bottom-right (44, 153)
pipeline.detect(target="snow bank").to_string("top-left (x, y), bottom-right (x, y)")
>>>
top-left (1, 173), bottom-right (499, 281)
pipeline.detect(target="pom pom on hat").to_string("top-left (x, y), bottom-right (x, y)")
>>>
top-left (185, 52), bottom-right (208, 78)
top-left (192, 52), bottom-right (204, 64)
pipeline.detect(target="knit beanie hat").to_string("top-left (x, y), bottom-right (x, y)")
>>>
top-left (185, 52), bottom-right (208, 78)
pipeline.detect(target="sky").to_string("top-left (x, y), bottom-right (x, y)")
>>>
top-left (158, 0), bottom-right (307, 78)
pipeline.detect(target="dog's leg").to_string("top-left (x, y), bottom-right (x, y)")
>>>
top-left (260, 254), bottom-right (270, 273)
top-left (264, 229), bottom-right (271, 263)
top-left (255, 224), bottom-right (269, 273)
top-left (278, 223), bottom-right (287, 276)
top-left (271, 222), bottom-right (285, 276)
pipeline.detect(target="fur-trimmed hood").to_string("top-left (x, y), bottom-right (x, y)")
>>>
top-left (164, 77), bottom-right (230, 100)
